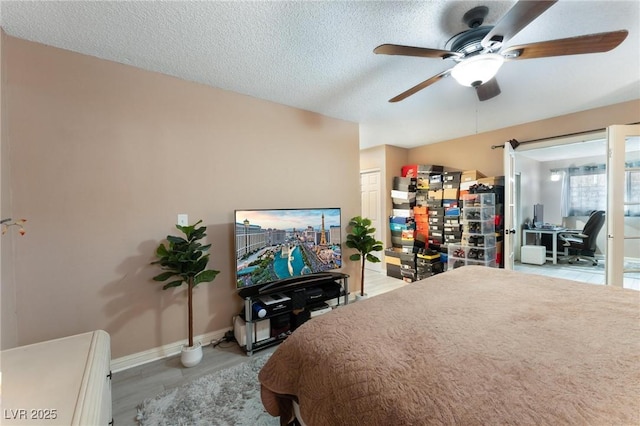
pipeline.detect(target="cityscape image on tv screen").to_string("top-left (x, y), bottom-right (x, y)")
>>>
top-left (235, 208), bottom-right (342, 289)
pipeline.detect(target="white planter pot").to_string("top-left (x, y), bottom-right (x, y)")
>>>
top-left (181, 342), bottom-right (203, 368)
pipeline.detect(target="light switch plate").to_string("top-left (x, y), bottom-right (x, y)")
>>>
top-left (177, 214), bottom-right (188, 226)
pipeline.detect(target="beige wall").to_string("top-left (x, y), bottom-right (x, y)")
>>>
top-left (1, 36), bottom-right (360, 358)
top-left (359, 145), bottom-right (408, 252)
top-left (1, 29), bottom-right (20, 349)
top-left (408, 100), bottom-right (640, 177)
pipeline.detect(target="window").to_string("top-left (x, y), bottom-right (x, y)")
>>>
top-left (626, 165), bottom-right (640, 217)
top-left (566, 163), bottom-right (640, 217)
top-left (567, 165), bottom-right (606, 216)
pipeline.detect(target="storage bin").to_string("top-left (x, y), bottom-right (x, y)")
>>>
top-left (463, 219), bottom-right (494, 234)
top-left (521, 245), bottom-right (546, 265)
top-left (462, 193), bottom-right (495, 207)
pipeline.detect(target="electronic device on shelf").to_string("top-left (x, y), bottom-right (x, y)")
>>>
top-left (258, 293), bottom-right (292, 316)
top-left (237, 273), bottom-right (350, 355)
top-left (309, 303), bottom-right (332, 318)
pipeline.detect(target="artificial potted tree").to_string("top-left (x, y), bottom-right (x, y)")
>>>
top-left (151, 220), bottom-right (220, 367)
top-left (345, 216), bottom-right (383, 300)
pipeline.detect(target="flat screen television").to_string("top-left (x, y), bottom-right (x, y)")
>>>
top-left (234, 208), bottom-right (342, 290)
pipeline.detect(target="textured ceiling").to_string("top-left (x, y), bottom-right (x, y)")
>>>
top-left (1, 1), bottom-right (638, 149)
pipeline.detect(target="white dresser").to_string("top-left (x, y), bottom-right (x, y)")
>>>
top-left (1, 330), bottom-right (112, 425)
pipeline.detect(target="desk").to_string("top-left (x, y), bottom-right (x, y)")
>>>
top-left (522, 228), bottom-right (566, 264)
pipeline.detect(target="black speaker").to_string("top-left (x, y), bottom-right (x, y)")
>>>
top-left (321, 282), bottom-right (341, 299)
top-left (290, 309), bottom-right (310, 330)
top-left (270, 313), bottom-right (290, 337)
top-left (291, 288), bottom-right (307, 310)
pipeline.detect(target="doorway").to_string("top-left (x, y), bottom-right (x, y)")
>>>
top-left (506, 134), bottom-right (623, 286)
top-left (360, 169), bottom-right (383, 272)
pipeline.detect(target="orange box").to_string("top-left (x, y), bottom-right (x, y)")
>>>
top-left (414, 206), bottom-right (427, 215)
top-left (414, 214), bottom-right (429, 224)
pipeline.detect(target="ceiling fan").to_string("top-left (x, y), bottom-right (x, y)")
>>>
top-left (374, 0), bottom-right (628, 102)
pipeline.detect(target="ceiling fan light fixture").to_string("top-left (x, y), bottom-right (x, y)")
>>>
top-left (450, 54), bottom-right (505, 87)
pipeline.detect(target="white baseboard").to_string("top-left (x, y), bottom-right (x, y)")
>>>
top-left (110, 328), bottom-right (229, 373)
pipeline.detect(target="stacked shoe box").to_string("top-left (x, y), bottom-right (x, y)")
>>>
top-left (424, 172), bottom-right (444, 251)
top-left (459, 170), bottom-right (486, 201)
top-left (391, 177), bottom-right (416, 219)
top-left (386, 247), bottom-right (443, 283)
top-left (402, 164), bottom-right (444, 187)
top-left (447, 193), bottom-right (497, 270)
top-left (427, 207), bottom-right (445, 249)
top-left (427, 207), bottom-right (445, 251)
top-left (413, 205), bottom-right (429, 241)
top-left (391, 175), bottom-right (432, 254)
top-left (443, 207), bottom-right (462, 245)
top-left (384, 247), bottom-right (407, 280)
top-left (399, 251), bottom-right (418, 283)
top-left (427, 173), bottom-right (443, 208)
top-left (390, 176), bottom-right (416, 252)
top-left (442, 171), bottom-right (461, 206)
top-left (389, 216), bottom-right (416, 253)
top-left (404, 164), bottom-right (444, 211)
top-left (470, 179), bottom-right (505, 266)
top-left (416, 250), bottom-right (444, 280)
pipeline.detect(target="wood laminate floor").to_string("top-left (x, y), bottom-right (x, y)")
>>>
top-left (111, 271), bottom-right (404, 425)
top-left (112, 264), bottom-right (636, 425)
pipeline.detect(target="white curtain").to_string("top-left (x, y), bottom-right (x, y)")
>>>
top-left (560, 170), bottom-right (570, 218)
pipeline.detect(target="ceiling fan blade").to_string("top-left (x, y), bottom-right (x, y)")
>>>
top-left (389, 70), bottom-right (451, 103)
top-left (482, 0), bottom-right (557, 47)
top-left (475, 78), bottom-right (501, 102)
top-left (501, 30), bottom-right (629, 60)
top-left (374, 44), bottom-right (461, 60)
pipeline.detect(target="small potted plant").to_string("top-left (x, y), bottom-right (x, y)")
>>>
top-left (345, 216), bottom-right (383, 300)
top-left (151, 220), bottom-right (220, 367)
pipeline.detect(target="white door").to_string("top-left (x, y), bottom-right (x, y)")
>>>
top-left (503, 141), bottom-right (517, 270)
top-left (361, 170), bottom-right (383, 272)
top-left (606, 124), bottom-right (640, 287)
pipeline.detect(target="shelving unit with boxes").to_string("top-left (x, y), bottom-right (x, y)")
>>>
top-left (476, 176), bottom-right (505, 266)
top-left (448, 193), bottom-right (497, 269)
top-left (386, 165), bottom-right (504, 278)
top-left (386, 165), bottom-right (445, 282)
top-left (390, 176), bottom-right (419, 254)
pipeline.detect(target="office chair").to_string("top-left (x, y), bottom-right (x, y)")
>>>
top-left (557, 210), bottom-right (606, 266)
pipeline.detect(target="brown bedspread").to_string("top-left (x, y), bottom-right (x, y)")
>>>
top-left (258, 266), bottom-right (640, 425)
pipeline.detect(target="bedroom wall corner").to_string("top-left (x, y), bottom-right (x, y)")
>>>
top-left (1, 28), bottom-right (19, 350)
top-left (358, 145), bottom-right (409, 263)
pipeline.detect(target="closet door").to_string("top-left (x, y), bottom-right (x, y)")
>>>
top-left (606, 124), bottom-right (640, 287)
top-left (361, 169), bottom-right (383, 272)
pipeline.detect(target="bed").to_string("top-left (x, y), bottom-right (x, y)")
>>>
top-left (258, 266), bottom-right (640, 425)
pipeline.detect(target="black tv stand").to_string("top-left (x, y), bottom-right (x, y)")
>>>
top-left (237, 272), bottom-right (349, 355)
top-left (258, 271), bottom-right (347, 294)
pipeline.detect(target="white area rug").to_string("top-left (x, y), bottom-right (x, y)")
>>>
top-left (136, 353), bottom-right (278, 426)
